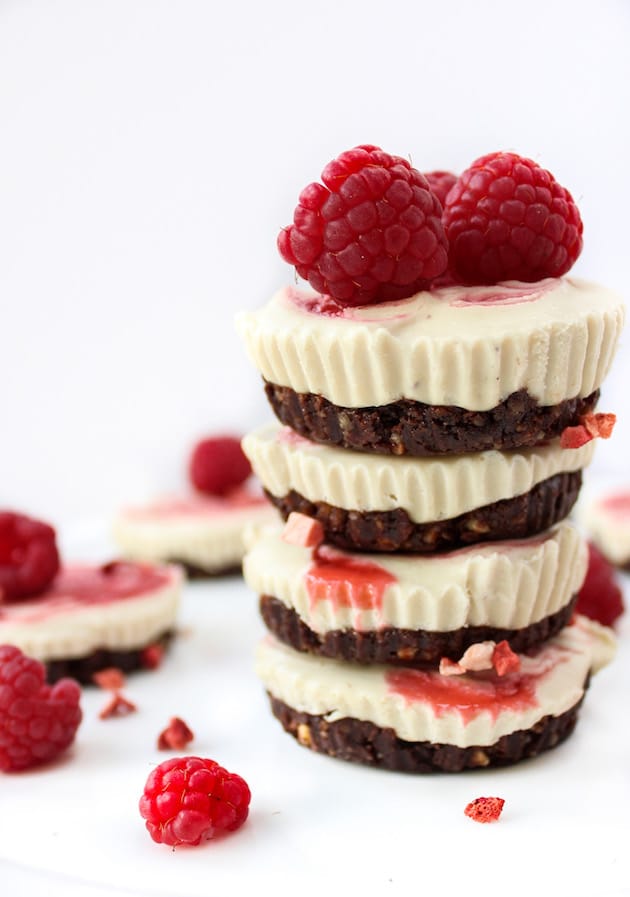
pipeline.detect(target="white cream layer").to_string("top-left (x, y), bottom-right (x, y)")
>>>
top-left (113, 496), bottom-right (280, 572)
top-left (256, 617), bottom-right (615, 747)
top-left (243, 422), bottom-right (594, 522)
top-left (578, 490), bottom-right (630, 565)
top-left (243, 521), bottom-right (587, 633)
top-left (237, 278), bottom-right (624, 410)
top-left (0, 567), bottom-right (182, 661)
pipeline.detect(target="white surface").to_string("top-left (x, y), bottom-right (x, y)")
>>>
top-left (1, 523), bottom-right (630, 897)
top-left (1, 0), bottom-right (629, 522)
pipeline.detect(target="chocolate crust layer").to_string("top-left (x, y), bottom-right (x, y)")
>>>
top-left (266, 471), bottom-right (582, 554)
top-left (268, 692), bottom-right (585, 772)
top-left (259, 594), bottom-right (578, 666)
top-left (264, 381), bottom-right (600, 456)
top-left (45, 631), bottom-right (174, 684)
top-left (173, 560), bottom-right (242, 579)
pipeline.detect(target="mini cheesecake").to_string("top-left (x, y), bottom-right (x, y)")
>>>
top-left (243, 422), bottom-right (594, 553)
top-left (112, 490), bottom-right (279, 576)
top-left (578, 488), bottom-right (630, 569)
top-left (256, 616), bottom-right (614, 772)
top-left (243, 521), bottom-right (587, 665)
top-left (238, 279), bottom-right (624, 455)
top-left (0, 561), bottom-right (182, 683)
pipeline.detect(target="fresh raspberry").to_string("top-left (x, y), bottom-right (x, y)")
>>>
top-left (423, 170), bottom-right (458, 207)
top-left (464, 796), bottom-right (505, 823)
top-left (0, 644), bottom-right (82, 772)
top-left (0, 511), bottom-right (60, 602)
top-left (189, 436), bottom-right (252, 496)
top-left (139, 756), bottom-right (251, 846)
top-left (158, 717), bottom-right (194, 751)
top-left (278, 144), bottom-right (448, 306)
top-left (576, 543), bottom-right (624, 626)
top-left (443, 151), bottom-right (583, 284)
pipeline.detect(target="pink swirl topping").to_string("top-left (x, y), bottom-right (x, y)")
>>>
top-left (122, 489), bottom-right (268, 522)
top-left (305, 545), bottom-right (396, 627)
top-left (0, 561), bottom-right (175, 624)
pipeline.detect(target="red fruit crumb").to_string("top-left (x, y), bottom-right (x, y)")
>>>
top-left (439, 657), bottom-right (464, 676)
top-left (0, 511), bottom-right (60, 602)
top-left (99, 691), bottom-right (137, 720)
top-left (458, 641), bottom-right (495, 671)
top-left (139, 756), bottom-right (251, 846)
top-left (158, 717), bottom-right (195, 751)
top-left (0, 644), bottom-right (82, 772)
top-left (576, 542), bottom-right (624, 626)
top-left (492, 640), bottom-right (521, 676)
top-left (560, 425), bottom-right (592, 449)
top-left (278, 144), bottom-right (448, 307)
top-left (189, 436), bottom-right (252, 497)
top-left (92, 667), bottom-right (126, 690)
top-left (141, 643), bottom-right (165, 670)
top-left (282, 512), bottom-right (325, 548)
top-left (582, 412), bottom-right (616, 440)
top-left (443, 151), bottom-right (583, 284)
top-left (423, 170), bottom-right (458, 207)
top-left (464, 796), bottom-right (505, 823)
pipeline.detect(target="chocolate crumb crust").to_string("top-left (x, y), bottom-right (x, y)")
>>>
top-left (173, 560), bottom-right (242, 579)
top-left (268, 691), bottom-right (586, 772)
top-left (259, 594), bottom-right (578, 666)
top-left (265, 471), bottom-right (582, 554)
top-left (264, 381), bottom-right (600, 456)
top-left (45, 631), bottom-right (174, 684)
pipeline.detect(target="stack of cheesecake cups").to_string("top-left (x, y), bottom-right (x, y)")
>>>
top-left (238, 277), bottom-right (623, 772)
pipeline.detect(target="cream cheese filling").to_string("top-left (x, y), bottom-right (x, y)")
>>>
top-left (578, 491), bottom-right (630, 565)
top-left (243, 423), bottom-right (594, 522)
top-left (243, 521), bottom-right (587, 633)
top-left (113, 499), bottom-right (280, 572)
top-left (237, 278), bottom-right (624, 410)
top-left (256, 617), bottom-right (614, 748)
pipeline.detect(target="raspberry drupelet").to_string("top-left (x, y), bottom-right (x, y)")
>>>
top-left (278, 144), bottom-right (448, 306)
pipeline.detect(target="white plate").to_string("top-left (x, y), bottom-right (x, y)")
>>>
top-left (1, 525), bottom-right (629, 897)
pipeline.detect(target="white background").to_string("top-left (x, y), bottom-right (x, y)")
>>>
top-left (1, 5), bottom-right (630, 896)
top-left (1, 0), bottom-right (629, 525)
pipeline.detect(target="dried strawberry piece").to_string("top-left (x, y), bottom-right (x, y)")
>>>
top-left (141, 643), bottom-right (164, 670)
top-left (92, 667), bottom-right (126, 690)
top-left (492, 640), bottom-right (520, 676)
top-left (99, 692), bottom-right (137, 720)
top-left (458, 641), bottom-right (495, 672)
top-left (560, 425), bottom-right (592, 449)
top-left (582, 412), bottom-right (616, 439)
top-left (158, 717), bottom-right (195, 751)
top-left (464, 796), bottom-right (505, 823)
top-left (439, 657), bottom-right (464, 676)
top-left (282, 512), bottom-right (325, 548)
